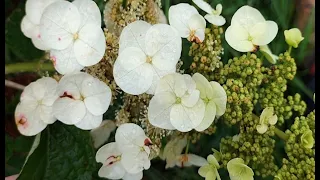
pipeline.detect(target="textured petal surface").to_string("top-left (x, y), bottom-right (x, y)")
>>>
top-left (181, 90), bottom-right (200, 107)
top-left (198, 164), bottom-right (211, 177)
top-left (15, 102), bottom-right (47, 136)
top-left (195, 101), bottom-right (217, 131)
top-left (74, 110), bottom-right (103, 130)
top-left (187, 154), bottom-right (207, 166)
top-left (39, 105), bottom-right (56, 124)
top-left (250, 21), bottom-right (278, 46)
top-left (25, 0), bottom-right (59, 24)
top-left (121, 148), bottom-right (150, 173)
top-left (115, 123), bottom-right (147, 151)
top-left (210, 81), bottom-right (227, 116)
top-left (188, 14), bottom-right (206, 42)
top-left (192, 73), bottom-right (213, 99)
top-left (154, 73), bottom-right (178, 95)
top-left (98, 162), bottom-right (125, 179)
top-left (113, 47), bottom-right (153, 95)
top-left (40, 1), bottom-right (80, 50)
top-left (225, 24), bottom-right (254, 52)
top-left (52, 98), bottom-right (86, 125)
top-left (50, 45), bottom-right (84, 75)
top-left (169, 3), bottom-right (198, 38)
top-left (231, 5), bottom-right (265, 30)
top-left (96, 142), bottom-right (121, 162)
top-left (145, 24), bottom-right (182, 70)
top-left (90, 120), bottom-right (116, 148)
top-left (227, 158), bottom-right (254, 180)
top-left (119, 20), bottom-right (152, 53)
top-left (72, 0), bottom-right (101, 27)
top-left (21, 16), bottom-right (36, 38)
top-left (205, 14), bottom-right (226, 26)
top-left (260, 107), bottom-right (274, 123)
top-left (148, 92), bottom-right (176, 130)
top-left (122, 172), bottom-right (143, 180)
top-left (170, 100), bottom-right (205, 132)
top-left (268, 115), bottom-right (278, 125)
top-left (256, 124), bottom-right (268, 134)
top-left (146, 66), bottom-right (176, 95)
top-left (162, 136), bottom-right (187, 165)
top-left (192, 0), bottom-right (213, 14)
top-left (31, 30), bottom-right (50, 50)
top-left (74, 25), bottom-right (106, 66)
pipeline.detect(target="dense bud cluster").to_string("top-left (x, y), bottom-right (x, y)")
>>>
top-left (189, 26), bottom-right (224, 79)
top-left (220, 132), bottom-right (278, 178)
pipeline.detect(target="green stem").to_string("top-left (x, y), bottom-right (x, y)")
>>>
top-left (288, 46), bottom-right (292, 54)
top-left (164, 0), bottom-right (170, 21)
top-left (5, 62), bottom-right (54, 74)
top-left (274, 127), bottom-right (289, 141)
top-left (122, 0), bottom-right (127, 8)
top-left (184, 139), bottom-right (190, 155)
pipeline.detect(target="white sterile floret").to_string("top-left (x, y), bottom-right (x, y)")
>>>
top-left (171, 154), bottom-right (207, 168)
top-left (21, 0), bottom-right (60, 50)
top-left (169, 3), bottom-right (206, 43)
top-left (15, 77), bottom-right (59, 136)
top-left (148, 73), bottom-right (205, 132)
top-left (192, 73), bottom-right (227, 131)
top-left (52, 72), bottom-right (111, 130)
top-left (114, 20), bottom-right (182, 95)
top-left (160, 136), bottom-right (187, 169)
top-left (90, 120), bottom-right (116, 148)
top-left (192, 0), bottom-right (226, 26)
top-left (225, 5), bottom-right (278, 52)
top-left (40, 0), bottom-right (105, 75)
top-left (96, 142), bottom-right (143, 180)
top-left (115, 123), bottom-right (152, 174)
top-left (256, 107), bottom-right (278, 134)
top-left (259, 45), bottom-right (278, 64)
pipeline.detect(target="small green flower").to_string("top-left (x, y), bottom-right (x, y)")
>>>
top-left (198, 154), bottom-right (221, 180)
top-left (284, 28), bottom-right (304, 48)
top-left (300, 129), bottom-right (314, 149)
top-left (227, 158), bottom-right (254, 180)
top-left (256, 107), bottom-right (278, 134)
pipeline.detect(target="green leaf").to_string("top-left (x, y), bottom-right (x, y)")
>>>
top-left (5, 1), bottom-right (44, 62)
top-left (18, 122), bottom-right (97, 180)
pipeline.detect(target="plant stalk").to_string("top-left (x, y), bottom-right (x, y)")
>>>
top-left (274, 127), bottom-right (289, 141)
top-left (5, 62), bottom-right (54, 74)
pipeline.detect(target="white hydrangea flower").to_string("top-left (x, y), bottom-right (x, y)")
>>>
top-left (96, 142), bottom-right (143, 180)
top-left (114, 20), bottom-right (181, 95)
top-left (198, 155), bottom-right (221, 180)
top-left (40, 0), bottom-right (105, 74)
top-left (256, 107), bottom-right (278, 134)
top-left (259, 45), bottom-right (278, 64)
top-left (225, 5), bottom-right (278, 52)
top-left (227, 158), bottom-right (254, 180)
top-left (148, 73), bottom-right (205, 132)
top-left (15, 77), bottom-right (58, 136)
top-left (160, 136), bottom-right (188, 169)
top-left (90, 120), bottom-right (116, 148)
top-left (115, 123), bottom-right (152, 174)
top-left (52, 72), bottom-right (111, 130)
top-left (169, 3), bottom-right (206, 43)
top-left (20, 0), bottom-right (59, 50)
top-left (192, 0), bottom-right (226, 26)
top-left (192, 73), bottom-right (227, 132)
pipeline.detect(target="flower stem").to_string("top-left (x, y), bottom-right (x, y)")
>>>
top-left (288, 46), bottom-right (292, 54)
top-left (164, 0), bottom-right (170, 20)
top-left (274, 127), bottom-right (289, 141)
top-left (122, 0), bottom-right (127, 8)
top-left (5, 80), bottom-right (25, 90)
top-left (185, 139), bottom-right (190, 155)
top-left (5, 62), bottom-right (54, 74)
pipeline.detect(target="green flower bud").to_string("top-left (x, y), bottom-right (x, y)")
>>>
top-left (284, 28), bottom-right (304, 48)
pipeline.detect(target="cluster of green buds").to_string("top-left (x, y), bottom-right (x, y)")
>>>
top-left (189, 25), bottom-right (224, 79)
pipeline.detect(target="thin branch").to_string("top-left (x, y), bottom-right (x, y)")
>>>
top-left (5, 79), bottom-right (25, 90)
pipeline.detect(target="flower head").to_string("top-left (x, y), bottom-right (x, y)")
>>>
top-left (284, 28), bottom-right (304, 48)
top-left (192, 0), bottom-right (226, 26)
top-left (198, 155), bottom-right (221, 180)
top-left (225, 5), bottom-right (278, 52)
top-left (113, 21), bottom-right (182, 95)
top-left (301, 129), bottom-right (314, 149)
top-left (90, 120), bottom-right (116, 148)
top-left (256, 107), bottom-right (278, 134)
top-left (15, 77), bottom-right (58, 136)
top-left (227, 158), bottom-right (254, 180)
top-left (52, 72), bottom-right (111, 130)
top-left (40, 0), bottom-right (105, 74)
top-left (259, 45), bottom-right (278, 64)
top-left (169, 3), bottom-right (206, 43)
top-left (148, 73), bottom-right (205, 132)
top-left (192, 73), bottom-right (227, 131)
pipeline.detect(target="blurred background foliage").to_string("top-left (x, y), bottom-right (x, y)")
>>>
top-left (5, 0), bottom-right (315, 179)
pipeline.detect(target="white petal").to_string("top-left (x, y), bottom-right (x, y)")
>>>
top-left (148, 92), bottom-right (176, 130)
top-left (74, 25), bottom-right (105, 66)
top-left (96, 142), bottom-right (121, 162)
top-left (50, 45), bottom-right (84, 75)
top-left (120, 147), bottom-right (150, 173)
top-left (72, 0), bottom-right (101, 27)
top-left (113, 47), bottom-right (153, 95)
top-left (15, 102), bottom-right (47, 136)
top-left (170, 100), bottom-right (205, 132)
top-left (81, 76), bottom-right (111, 116)
top-left (155, 73), bottom-right (179, 95)
top-left (268, 115), bottom-right (278, 125)
top-left (91, 120), bottom-right (116, 148)
top-left (192, 0), bottom-right (214, 14)
top-left (210, 81), bottom-right (227, 116)
top-left (145, 24), bottom-right (182, 70)
top-left (56, 73), bottom-right (85, 100)
top-left (174, 74), bottom-right (188, 97)
top-left (162, 136), bottom-right (187, 161)
top-left (225, 24), bottom-right (255, 52)
top-left (98, 162), bottom-right (126, 179)
top-left (52, 98), bottom-right (86, 125)
top-left (231, 5), bottom-right (265, 30)
top-left (74, 110), bottom-right (103, 130)
top-left (192, 73), bottom-right (213, 99)
top-left (123, 172), bottom-right (143, 180)
top-left (115, 123), bottom-right (147, 151)
top-left (215, 4), bottom-right (223, 15)
top-left (119, 20), bottom-right (152, 53)
top-left (256, 124), bottom-right (268, 134)
top-left (21, 16), bottom-right (36, 38)
top-left (169, 3), bottom-right (199, 38)
top-left (188, 14), bottom-right (206, 42)
top-left (183, 74), bottom-right (197, 92)
top-left (40, 1), bottom-right (81, 50)
top-left (204, 14), bottom-right (226, 26)
top-left (195, 101), bottom-right (217, 131)
top-left (39, 105), bottom-right (56, 124)
top-left (20, 82), bottom-right (44, 102)
top-left (260, 107), bottom-right (274, 123)
top-left (145, 66), bottom-right (176, 95)
top-left (181, 90), bottom-right (200, 107)
top-left (250, 21), bottom-right (278, 46)
top-left (25, 0), bottom-right (59, 24)
top-left (31, 37), bottom-right (49, 51)
top-left (187, 154), bottom-right (207, 167)
top-left (259, 45), bottom-right (278, 64)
